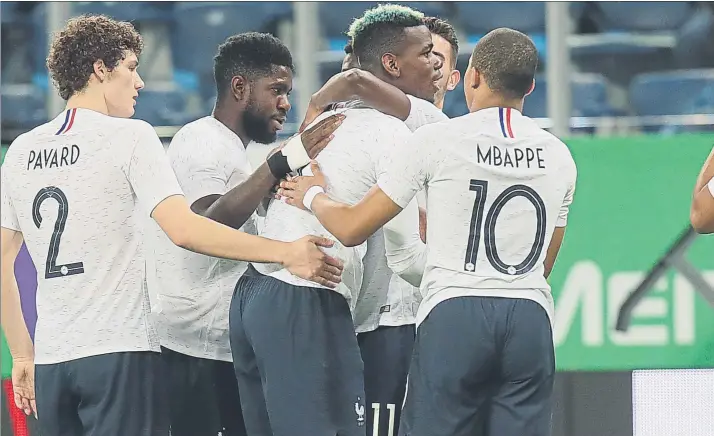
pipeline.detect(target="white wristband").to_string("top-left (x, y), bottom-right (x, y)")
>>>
top-left (282, 134), bottom-right (310, 171)
top-left (708, 177), bottom-right (714, 199)
top-left (303, 185), bottom-right (325, 211)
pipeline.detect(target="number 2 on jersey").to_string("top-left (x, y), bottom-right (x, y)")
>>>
top-left (464, 179), bottom-right (547, 275)
top-left (32, 187), bottom-right (85, 279)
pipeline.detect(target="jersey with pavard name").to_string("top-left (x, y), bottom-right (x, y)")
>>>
top-left (0, 108), bottom-right (183, 364)
top-left (146, 116), bottom-right (257, 362)
top-left (254, 108), bottom-right (413, 311)
top-left (353, 95), bottom-right (448, 332)
top-left (378, 107), bottom-right (577, 327)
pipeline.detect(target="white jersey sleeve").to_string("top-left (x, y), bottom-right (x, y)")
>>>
top-left (382, 198), bottom-right (427, 287)
top-left (557, 161), bottom-right (577, 227)
top-left (404, 95), bottom-right (449, 132)
top-left (125, 123), bottom-right (184, 216)
top-left (1, 169), bottom-right (20, 231)
top-left (168, 127), bottom-right (234, 205)
top-left (377, 128), bottom-right (435, 208)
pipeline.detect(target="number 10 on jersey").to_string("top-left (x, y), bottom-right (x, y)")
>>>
top-left (464, 179), bottom-right (547, 276)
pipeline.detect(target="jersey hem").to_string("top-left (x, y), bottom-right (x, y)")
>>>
top-left (34, 343), bottom-right (161, 365)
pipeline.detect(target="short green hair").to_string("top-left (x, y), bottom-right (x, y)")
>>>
top-left (347, 4), bottom-right (425, 70)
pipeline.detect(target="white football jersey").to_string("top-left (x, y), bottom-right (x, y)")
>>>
top-left (378, 107), bottom-right (577, 327)
top-left (0, 108), bottom-right (183, 364)
top-left (146, 116), bottom-right (257, 362)
top-left (354, 95), bottom-right (448, 332)
top-left (254, 108), bottom-right (415, 313)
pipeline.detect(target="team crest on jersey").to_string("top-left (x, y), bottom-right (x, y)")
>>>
top-left (355, 396), bottom-right (365, 426)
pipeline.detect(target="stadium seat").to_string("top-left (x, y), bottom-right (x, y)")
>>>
top-left (592, 2), bottom-right (694, 33)
top-left (1, 85), bottom-right (48, 129)
top-left (454, 2), bottom-right (547, 60)
top-left (133, 89), bottom-right (198, 126)
top-left (629, 69), bottom-right (714, 133)
top-left (570, 2), bottom-right (696, 59)
top-left (171, 2), bottom-right (290, 91)
top-left (629, 69), bottom-right (714, 116)
top-left (522, 74), bottom-right (616, 119)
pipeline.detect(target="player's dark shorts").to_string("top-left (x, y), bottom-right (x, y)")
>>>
top-left (400, 297), bottom-right (555, 436)
top-left (161, 346), bottom-right (246, 436)
top-left (230, 265), bottom-right (366, 436)
top-left (34, 351), bottom-right (169, 436)
top-left (358, 324), bottom-right (415, 436)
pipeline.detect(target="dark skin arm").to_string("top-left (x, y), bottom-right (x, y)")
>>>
top-left (300, 69), bottom-right (411, 132)
top-left (192, 114), bottom-right (344, 229)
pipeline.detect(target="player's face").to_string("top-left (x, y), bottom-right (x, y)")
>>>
top-left (431, 33), bottom-right (455, 107)
top-left (395, 25), bottom-right (443, 103)
top-left (244, 65), bottom-right (293, 144)
top-left (105, 51), bottom-right (144, 118)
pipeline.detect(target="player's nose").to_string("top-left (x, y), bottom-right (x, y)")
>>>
top-left (432, 54), bottom-right (443, 71)
top-left (278, 95), bottom-right (291, 113)
top-left (135, 73), bottom-right (145, 91)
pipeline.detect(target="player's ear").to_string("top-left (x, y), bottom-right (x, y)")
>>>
top-left (470, 67), bottom-right (481, 90)
top-left (381, 53), bottom-right (400, 79)
top-left (446, 69), bottom-right (460, 91)
top-left (93, 59), bottom-right (108, 82)
top-left (231, 75), bottom-right (249, 102)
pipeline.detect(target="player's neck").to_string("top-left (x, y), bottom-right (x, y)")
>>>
top-left (212, 105), bottom-right (249, 145)
top-left (65, 92), bottom-right (110, 116)
top-left (469, 94), bottom-right (523, 114)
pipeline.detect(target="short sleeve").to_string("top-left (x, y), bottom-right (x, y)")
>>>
top-left (125, 122), bottom-right (184, 216)
top-left (556, 159), bottom-right (577, 227)
top-left (403, 95), bottom-right (449, 132)
top-left (1, 169), bottom-right (20, 231)
top-left (169, 136), bottom-right (231, 205)
top-left (377, 127), bottom-right (436, 209)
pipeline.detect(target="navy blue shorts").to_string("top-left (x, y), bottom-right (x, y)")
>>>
top-left (230, 267), bottom-right (366, 436)
top-left (161, 346), bottom-right (246, 436)
top-left (35, 351), bottom-right (169, 436)
top-left (400, 297), bottom-right (555, 436)
top-left (358, 325), bottom-right (415, 436)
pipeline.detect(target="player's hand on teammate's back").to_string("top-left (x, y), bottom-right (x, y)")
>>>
top-left (11, 358), bottom-right (37, 418)
top-left (300, 113), bottom-right (344, 159)
top-left (285, 236), bottom-right (344, 288)
top-left (299, 102), bottom-right (329, 133)
top-left (276, 161), bottom-right (327, 211)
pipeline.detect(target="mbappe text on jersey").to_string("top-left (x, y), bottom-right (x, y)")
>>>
top-left (476, 143), bottom-right (546, 169)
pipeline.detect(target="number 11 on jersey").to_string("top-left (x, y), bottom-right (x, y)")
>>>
top-left (464, 179), bottom-right (547, 276)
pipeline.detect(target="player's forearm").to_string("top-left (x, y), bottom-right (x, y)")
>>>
top-left (204, 163), bottom-right (277, 229)
top-left (1, 269), bottom-right (34, 360)
top-left (180, 212), bottom-right (289, 263)
top-left (311, 69), bottom-right (411, 120)
top-left (311, 194), bottom-right (375, 247)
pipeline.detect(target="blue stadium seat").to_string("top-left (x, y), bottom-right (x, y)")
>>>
top-left (455, 2), bottom-right (547, 59)
top-left (593, 2), bottom-right (694, 32)
top-left (629, 70), bottom-right (714, 116)
top-left (1, 2), bottom-right (34, 85)
top-left (171, 2), bottom-right (290, 97)
top-left (133, 89), bottom-right (197, 126)
top-left (1, 85), bottom-right (48, 129)
top-left (456, 2), bottom-right (545, 34)
top-left (71, 2), bottom-right (174, 22)
top-left (523, 74), bottom-right (615, 119)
